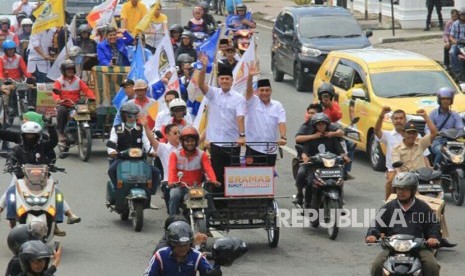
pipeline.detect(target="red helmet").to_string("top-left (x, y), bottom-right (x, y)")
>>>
top-left (180, 126), bottom-right (199, 142)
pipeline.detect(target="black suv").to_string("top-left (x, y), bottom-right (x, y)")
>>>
top-left (271, 5), bottom-right (372, 91)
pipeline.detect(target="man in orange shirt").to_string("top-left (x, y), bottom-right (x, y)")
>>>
top-left (52, 60), bottom-right (95, 142)
top-left (167, 126), bottom-right (219, 216)
top-left (120, 0), bottom-right (148, 34)
top-left (0, 40), bottom-right (30, 81)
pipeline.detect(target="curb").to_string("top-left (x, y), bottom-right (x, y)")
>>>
top-left (379, 33), bottom-right (442, 44)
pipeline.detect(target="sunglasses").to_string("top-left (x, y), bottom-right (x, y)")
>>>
top-left (126, 114), bottom-right (137, 119)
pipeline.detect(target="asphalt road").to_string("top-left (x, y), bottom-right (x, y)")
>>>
top-left (0, 10), bottom-right (464, 276)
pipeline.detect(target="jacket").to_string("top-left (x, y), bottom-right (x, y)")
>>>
top-left (144, 247), bottom-right (211, 276)
top-left (97, 31), bottom-right (134, 66)
top-left (0, 54), bottom-right (31, 80)
top-left (52, 75), bottom-right (95, 107)
top-left (168, 148), bottom-right (217, 186)
top-left (366, 197), bottom-right (442, 240)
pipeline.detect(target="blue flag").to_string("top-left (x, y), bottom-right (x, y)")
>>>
top-left (197, 27), bottom-right (221, 65)
top-left (112, 39), bottom-right (148, 110)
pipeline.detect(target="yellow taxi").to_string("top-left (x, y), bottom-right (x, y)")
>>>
top-left (313, 48), bottom-right (465, 171)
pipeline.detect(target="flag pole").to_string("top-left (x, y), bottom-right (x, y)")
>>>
top-left (64, 0), bottom-right (69, 59)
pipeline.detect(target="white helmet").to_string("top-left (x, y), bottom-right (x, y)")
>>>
top-left (21, 122), bottom-right (42, 134)
top-left (169, 98), bottom-right (187, 116)
top-left (21, 18), bottom-right (33, 27)
top-left (68, 46), bottom-right (82, 58)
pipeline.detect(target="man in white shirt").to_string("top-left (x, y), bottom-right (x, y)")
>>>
top-left (245, 65), bottom-right (287, 166)
top-left (27, 28), bottom-right (55, 83)
top-left (12, 0), bottom-right (37, 16)
top-left (143, 122), bottom-right (182, 211)
top-left (198, 52), bottom-right (246, 186)
top-left (375, 106), bottom-right (431, 200)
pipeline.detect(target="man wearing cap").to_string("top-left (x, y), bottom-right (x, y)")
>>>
top-left (198, 52), bottom-right (246, 186)
top-left (375, 107), bottom-right (431, 200)
top-left (217, 38), bottom-right (240, 61)
top-left (127, 79), bottom-right (158, 130)
top-left (218, 45), bottom-right (238, 71)
top-left (245, 63), bottom-right (286, 166)
top-left (391, 110), bottom-right (437, 173)
top-left (113, 79), bottom-right (136, 126)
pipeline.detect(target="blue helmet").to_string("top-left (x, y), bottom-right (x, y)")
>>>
top-left (2, 40), bottom-right (16, 50)
top-left (437, 87), bottom-right (455, 104)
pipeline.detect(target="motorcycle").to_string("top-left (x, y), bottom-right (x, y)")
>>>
top-left (4, 163), bottom-right (66, 243)
top-left (105, 147), bottom-right (154, 232)
top-left (293, 144), bottom-right (345, 240)
top-left (392, 161), bottom-right (443, 199)
top-left (2, 78), bottom-right (36, 124)
top-left (436, 128), bottom-right (465, 206)
top-left (370, 234), bottom-right (431, 275)
top-left (175, 171), bottom-right (211, 235)
top-left (192, 32), bottom-right (210, 49)
top-left (57, 98), bottom-right (93, 162)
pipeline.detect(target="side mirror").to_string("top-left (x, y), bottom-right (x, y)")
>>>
top-left (365, 29), bottom-right (373, 38)
top-left (283, 30), bottom-right (294, 39)
top-left (392, 161), bottom-right (404, 168)
top-left (459, 82), bottom-right (465, 92)
top-left (351, 117), bottom-right (360, 125)
top-left (351, 88), bottom-right (367, 100)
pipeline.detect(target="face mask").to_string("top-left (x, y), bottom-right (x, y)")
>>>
top-left (125, 121), bottom-right (136, 128)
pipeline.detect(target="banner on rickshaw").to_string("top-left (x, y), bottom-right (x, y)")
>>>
top-left (35, 83), bottom-right (57, 117)
top-left (224, 167), bottom-right (275, 197)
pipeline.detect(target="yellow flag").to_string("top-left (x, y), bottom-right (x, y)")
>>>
top-left (32, 0), bottom-right (65, 34)
top-left (133, 0), bottom-right (161, 36)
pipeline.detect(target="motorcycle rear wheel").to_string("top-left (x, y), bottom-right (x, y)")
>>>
top-left (267, 200), bottom-right (280, 248)
top-left (132, 201), bottom-right (144, 232)
top-left (194, 217), bottom-right (208, 235)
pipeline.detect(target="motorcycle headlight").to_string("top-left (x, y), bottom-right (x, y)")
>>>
top-left (189, 188), bottom-right (205, 199)
top-left (128, 148), bottom-right (143, 158)
top-left (451, 153), bottom-right (464, 164)
top-left (301, 46), bottom-right (321, 57)
top-left (322, 158), bottom-right (336, 168)
top-left (23, 192), bottom-right (49, 206)
top-left (390, 240), bottom-right (414, 252)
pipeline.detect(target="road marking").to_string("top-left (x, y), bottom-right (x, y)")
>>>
top-left (257, 21), bottom-right (273, 30)
top-left (210, 229), bottom-right (225, 238)
top-left (281, 145), bottom-right (297, 156)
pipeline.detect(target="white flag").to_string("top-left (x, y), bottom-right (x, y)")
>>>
top-left (232, 36), bottom-right (256, 94)
top-left (46, 38), bottom-right (74, 80)
top-left (144, 33), bottom-right (176, 86)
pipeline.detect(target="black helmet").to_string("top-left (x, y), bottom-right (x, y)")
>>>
top-left (177, 53), bottom-right (194, 64)
top-left (311, 112), bottom-right (330, 127)
top-left (7, 223), bottom-right (48, 255)
top-left (212, 237), bottom-right (248, 267)
top-left (392, 172), bottom-right (418, 195)
top-left (19, 240), bottom-right (53, 273)
top-left (60, 59), bottom-right (76, 74)
top-left (78, 24), bottom-right (92, 35)
top-left (317, 82), bottom-right (335, 101)
top-left (120, 102), bottom-right (140, 122)
top-left (236, 3), bottom-right (247, 12)
top-left (166, 221), bottom-right (193, 246)
top-left (170, 24), bottom-right (183, 34)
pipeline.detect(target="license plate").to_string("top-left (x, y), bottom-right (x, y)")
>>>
top-left (319, 169), bottom-right (343, 178)
top-left (74, 114), bottom-right (90, 121)
top-left (391, 255), bottom-right (414, 263)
